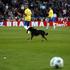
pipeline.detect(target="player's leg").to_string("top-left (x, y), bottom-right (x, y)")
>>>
top-left (53, 22), bottom-right (56, 29)
top-left (24, 21), bottom-right (28, 30)
top-left (27, 21), bottom-right (30, 34)
top-left (46, 18), bottom-right (50, 29)
top-left (46, 23), bottom-right (50, 29)
top-left (52, 17), bottom-right (56, 30)
top-left (27, 21), bottom-right (30, 29)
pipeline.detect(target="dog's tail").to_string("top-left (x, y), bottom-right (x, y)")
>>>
top-left (45, 33), bottom-right (48, 36)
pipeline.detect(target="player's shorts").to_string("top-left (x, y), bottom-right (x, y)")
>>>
top-left (48, 17), bottom-right (56, 22)
top-left (24, 21), bottom-right (30, 26)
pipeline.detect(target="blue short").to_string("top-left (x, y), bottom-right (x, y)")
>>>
top-left (24, 21), bottom-right (30, 26)
top-left (48, 17), bottom-right (56, 22)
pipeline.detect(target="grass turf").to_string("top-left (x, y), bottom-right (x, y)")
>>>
top-left (0, 27), bottom-right (70, 70)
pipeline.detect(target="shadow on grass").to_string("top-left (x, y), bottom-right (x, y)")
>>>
top-left (41, 67), bottom-right (63, 70)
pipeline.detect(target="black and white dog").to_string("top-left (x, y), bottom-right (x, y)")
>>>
top-left (27, 27), bottom-right (48, 40)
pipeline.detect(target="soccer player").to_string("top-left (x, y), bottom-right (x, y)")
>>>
top-left (24, 5), bottom-right (32, 30)
top-left (46, 7), bottom-right (56, 30)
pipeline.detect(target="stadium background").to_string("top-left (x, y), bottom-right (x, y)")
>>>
top-left (0, 0), bottom-right (70, 21)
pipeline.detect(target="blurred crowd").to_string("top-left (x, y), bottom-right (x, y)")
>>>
top-left (0, 0), bottom-right (70, 21)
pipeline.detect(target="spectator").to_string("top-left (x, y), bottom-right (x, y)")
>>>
top-left (0, 0), bottom-right (70, 21)
top-left (0, 1), bottom-right (5, 15)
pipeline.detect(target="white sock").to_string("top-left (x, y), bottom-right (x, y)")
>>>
top-left (27, 26), bottom-right (30, 29)
top-left (24, 26), bottom-right (28, 30)
top-left (53, 22), bottom-right (56, 29)
top-left (46, 23), bottom-right (49, 29)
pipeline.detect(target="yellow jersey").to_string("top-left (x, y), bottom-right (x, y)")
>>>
top-left (48, 8), bottom-right (54, 18)
top-left (24, 8), bottom-right (32, 21)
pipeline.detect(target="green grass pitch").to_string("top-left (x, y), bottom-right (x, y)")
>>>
top-left (0, 27), bottom-right (70, 70)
